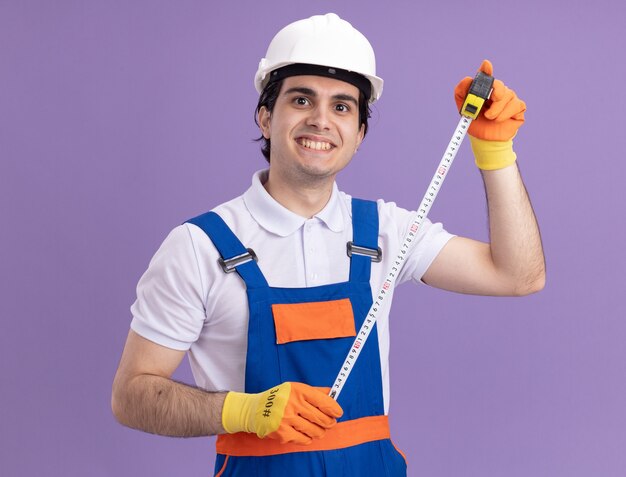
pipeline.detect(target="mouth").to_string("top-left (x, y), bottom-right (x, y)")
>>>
top-left (295, 136), bottom-right (335, 152)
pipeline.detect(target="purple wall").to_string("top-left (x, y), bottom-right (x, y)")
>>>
top-left (1, 1), bottom-right (625, 476)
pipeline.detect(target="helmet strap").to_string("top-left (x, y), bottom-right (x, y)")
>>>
top-left (268, 63), bottom-right (371, 101)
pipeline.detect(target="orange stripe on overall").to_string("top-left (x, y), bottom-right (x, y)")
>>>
top-left (216, 415), bottom-right (390, 457)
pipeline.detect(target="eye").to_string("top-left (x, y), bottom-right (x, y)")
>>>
top-left (335, 103), bottom-right (350, 113)
top-left (294, 97), bottom-right (310, 106)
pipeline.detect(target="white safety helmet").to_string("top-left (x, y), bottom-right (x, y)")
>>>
top-left (254, 13), bottom-right (383, 103)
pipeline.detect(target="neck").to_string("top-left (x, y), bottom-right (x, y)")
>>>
top-left (263, 169), bottom-right (334, 218)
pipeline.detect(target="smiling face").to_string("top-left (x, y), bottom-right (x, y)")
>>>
top-left (257, 75), bottom-right (365, 190)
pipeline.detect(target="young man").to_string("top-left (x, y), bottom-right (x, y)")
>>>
top-left (112, 13), bottom-right (545, 476)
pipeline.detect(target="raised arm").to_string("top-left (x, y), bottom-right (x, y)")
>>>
top-left (422, 60), bottom-right (545, 296)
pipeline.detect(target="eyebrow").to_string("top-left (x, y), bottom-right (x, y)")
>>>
top-left (283, 87), bottom-right (359, 107)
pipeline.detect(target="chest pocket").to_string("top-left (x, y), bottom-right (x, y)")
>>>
top-left (271, 298), bottom-right (357, 344)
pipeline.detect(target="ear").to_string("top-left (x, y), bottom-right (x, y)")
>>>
top-left (258, 106), bottom-right (271, 139)
top-left (355, 123), bottom-right (365, 152)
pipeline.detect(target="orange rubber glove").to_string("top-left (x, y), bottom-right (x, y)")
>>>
top-left (454, 59), bottom-right (526, 142)
top-left (221, 382), bottom-right (343, 445)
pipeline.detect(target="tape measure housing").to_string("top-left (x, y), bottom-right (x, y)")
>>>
top-left (460, 71), bottom-right (494, 119)
top-left (461, 95), bottom-right (486, 119)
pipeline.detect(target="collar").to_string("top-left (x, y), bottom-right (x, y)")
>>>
top-left (243, 170), bottom-right (345, 237)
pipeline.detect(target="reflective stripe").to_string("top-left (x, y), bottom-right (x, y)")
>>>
top-left (216, 415), bottom-right (390, 457)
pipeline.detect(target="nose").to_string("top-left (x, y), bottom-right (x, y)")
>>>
top-left (306, 105), bottom-right (331, 130)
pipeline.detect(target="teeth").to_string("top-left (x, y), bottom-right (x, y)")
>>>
top-left (299, 138), bottom-right (332, 151)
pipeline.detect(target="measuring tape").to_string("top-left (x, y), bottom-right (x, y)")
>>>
top-left (329, 70), bottom-right (494, 400)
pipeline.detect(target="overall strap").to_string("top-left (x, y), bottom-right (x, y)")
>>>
top-left (349, 198), bottom-right (380, 283)
top-left (186, 211), bottom-right (268, 289)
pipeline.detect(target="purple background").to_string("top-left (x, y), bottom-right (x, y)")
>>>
top-left (1, 1), bottom-right (625, 476)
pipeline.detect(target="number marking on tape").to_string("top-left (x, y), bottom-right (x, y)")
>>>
top-left (330, 115), bottom-right (474, 400)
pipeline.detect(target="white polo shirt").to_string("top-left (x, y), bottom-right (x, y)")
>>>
top-left (131, 170), bottom-right (454, 413)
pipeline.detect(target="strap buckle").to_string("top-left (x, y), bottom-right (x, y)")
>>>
top-left (346, 242), bottom-right (382, 263)
top-left (218, 248), bottom-right (258, 273)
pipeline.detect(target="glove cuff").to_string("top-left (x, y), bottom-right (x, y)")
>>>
top-left (221, 391), bottom-right (255, 434)
top-left (470, 136), bottom-right (517, 170)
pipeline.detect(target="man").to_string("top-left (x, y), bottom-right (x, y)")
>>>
top-left (112, 13), bottom-right (545, 476)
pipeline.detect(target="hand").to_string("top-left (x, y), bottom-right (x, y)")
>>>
top-left (221, 382), bottom-right (343, 445)
top-left (454, 59), bottom-right (526, 141)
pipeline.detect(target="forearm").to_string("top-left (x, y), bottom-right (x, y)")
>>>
top-left (482, 162), bottom-right (545, 294)
top-left (433, 62), bottom-right (544, 296)
top-left (112, 373), bottom-right (227, 437)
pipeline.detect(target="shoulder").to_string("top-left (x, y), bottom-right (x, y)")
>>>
top-left (183, 194), bottom-right (257, 241)
top-left (337, 191), bottom-right (415, 230)
top-left (186, 194), bottom-right (248, 228)
top-left (149, 194), bottom-right (250, 277)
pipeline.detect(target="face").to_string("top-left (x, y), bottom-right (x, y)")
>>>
top-left (258, 75), bottom-right (365, 188)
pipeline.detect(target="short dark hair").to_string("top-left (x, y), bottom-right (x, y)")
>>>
top-left (254, 79), bottom-right (372, 163)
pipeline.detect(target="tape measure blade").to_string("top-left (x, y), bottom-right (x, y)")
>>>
top-left (329, 116), bottom-right (474, 400)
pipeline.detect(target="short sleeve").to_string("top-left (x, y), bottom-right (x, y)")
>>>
top-left (377, 200), bottom-right (455, 286)
top-left (130, 225), bottom-right (207, 350)
top-left (401, 219), bottom-right (455, 284)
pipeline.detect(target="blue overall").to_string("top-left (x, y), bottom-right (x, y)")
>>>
top-left (187, 199), bottom-right (407, 476)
